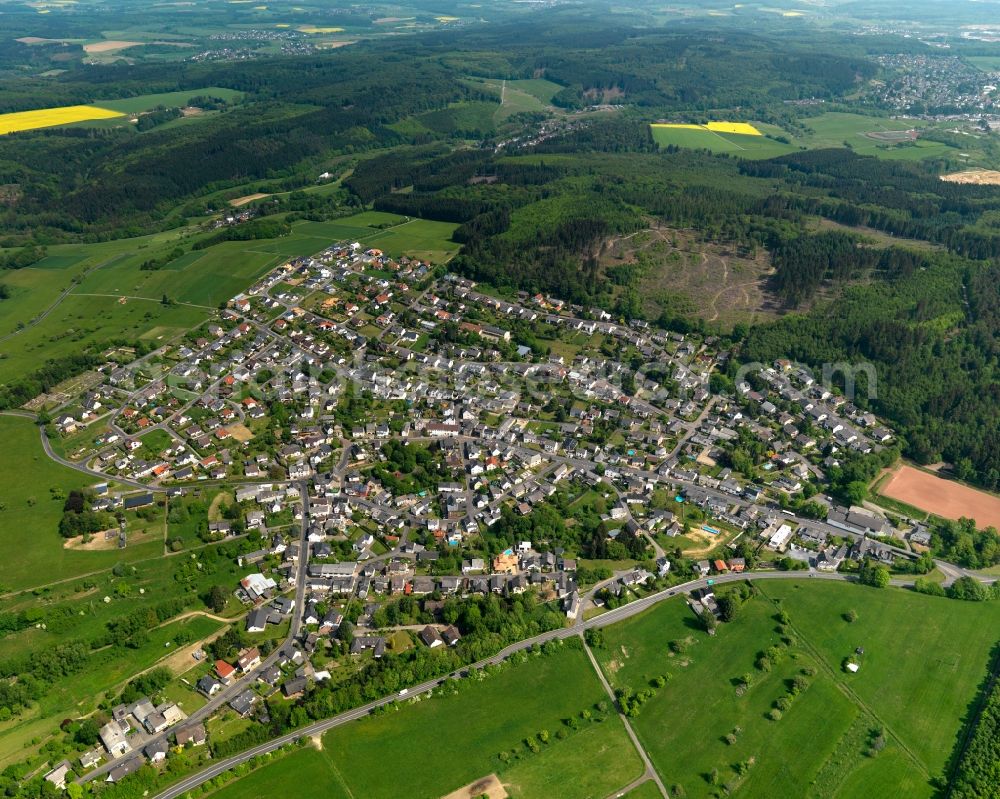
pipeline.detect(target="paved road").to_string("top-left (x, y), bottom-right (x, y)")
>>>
top-left (82, 482), bottom-right (313, 784)
top-left (146, 569), bottom-right (867, 799)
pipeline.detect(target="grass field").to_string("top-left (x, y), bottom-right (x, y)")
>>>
top-left (593, 581), bottom-right (1000, 797)
top-left (208, 643), bottom-right (645, 799)
top-left (650, 123), bottom-right (796, 158)
top-left (797, 112), bottom-right (954, 160)
top-left (651, 113), bottom-right (959, 162)
top-left (208, 747), bottom-right (351, 799)
top-left (94, 87), bottom-right (244, 114)
top-left (410, 101), bottom-right (499, 137)
top-left (0, 105), bottom-right (123, 134)
top-left (296, 212), bottom-right (459, 262)
top-left (469, 77), bottom-right (563, 122)
top-left (762, 581), bottom-right (1000, 775)
top-left (0, 209), bottom-right (454, 384)
top-left (623, 781), bottom-right (662, 799)
top-left (509, 78), bottom-right (563, 104)
top-left (0, 293), bottom-right (205, 382)
top-left (0, 416), bottom-right (165, 592)
top-left (967, 56), bottom-right (1000, 72)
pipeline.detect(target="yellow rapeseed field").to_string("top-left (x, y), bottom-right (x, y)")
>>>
top-left (704, 121), bottom-right (762, 136)
top-left (297, 25), bottom-right (344, 33)
top-left (651, 122), bottom-right (763, 136)
top-left (0, 105), bottom-right (124, 135)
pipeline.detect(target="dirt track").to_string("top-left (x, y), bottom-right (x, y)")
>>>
top-left (440, 774), bottom-right (507, 799)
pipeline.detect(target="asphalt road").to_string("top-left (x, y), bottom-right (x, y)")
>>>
top-left (81, 482), bottom-right (314, 784)
top-left (148, 569), bottom-right (866, 799)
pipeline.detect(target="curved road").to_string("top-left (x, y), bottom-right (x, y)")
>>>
top-left (149, 570), bottom-right (873, 799)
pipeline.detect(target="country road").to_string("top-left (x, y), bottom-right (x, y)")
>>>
top-left (146, 570), bottom-right (875, 799)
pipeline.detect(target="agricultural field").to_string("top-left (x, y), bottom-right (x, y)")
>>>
top-left (93, 87), bottom-right (244, 114)
top-left (0, 105), bottom-right (123, 135)
top-left (207, 643), bottom-right (645, 799)
top-left (650, 122), bottom-right (797, 159)
top-left (650, 113), bottom-right (962, 162)
top-left (593, 581), bottom-right (1000, 798)
top-left (296, 212), bottom-right (460, 262)
top-left (0, 89), bottom-right (243, 135)
top-left (0, 293), bottom-right (205, 384)
top-left (966, 56), bottom-right (1000, 71)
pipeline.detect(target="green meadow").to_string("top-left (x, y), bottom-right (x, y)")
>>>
top-left (593, 581), bottom-right (1000, 798)
top-left (96, 87), bottom-right (244, 114)
top-left (0, 416), bottom-right (163, 593)
top-left (0, 210), bottom-right (456, 384)
top-left (651, 113), bottom-right (959, 162)
top-left (650, 124), bottom-right (797, 158)
top-left (207, 642), bottom-right (645, 799)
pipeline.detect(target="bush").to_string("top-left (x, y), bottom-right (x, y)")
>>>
top-left (913, 578), bottom-right (946, 597)
top-left (947, 576), bottom-right (989, 602)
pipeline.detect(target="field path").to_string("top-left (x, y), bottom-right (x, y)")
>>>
top-left (582, 636), bottom-right (670, 798)
top-left (155, 609), bottom-right (234, 628)
top-left (757, 584), bottom-right (932, 780)
top-left (0, 252), bottom-right (130, 344)
top-left (705, 252), bottom-right (726, 322)
top-left (702, 126), bottom-right (746, 151)
top-left (73, 292), bottom-right (217, 310)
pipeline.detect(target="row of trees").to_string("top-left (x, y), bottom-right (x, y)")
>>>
top-left (949, 645), bottom-right (1000, 799)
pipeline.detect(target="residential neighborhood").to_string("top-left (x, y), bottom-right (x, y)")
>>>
top-left (37, 239), bottom-right (953, 788)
